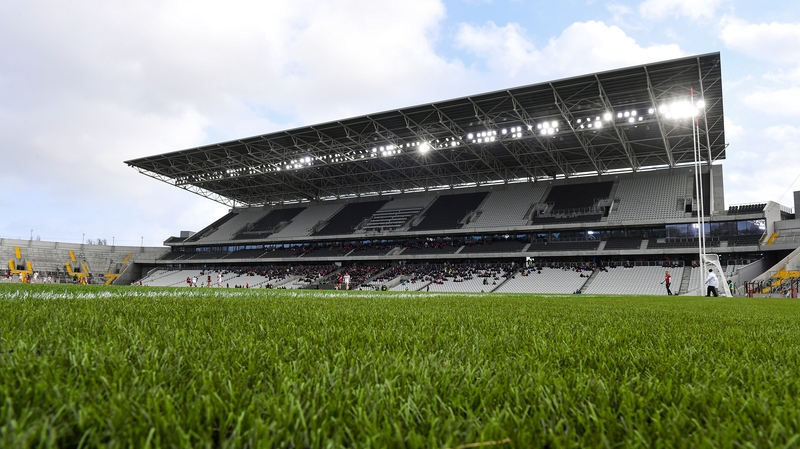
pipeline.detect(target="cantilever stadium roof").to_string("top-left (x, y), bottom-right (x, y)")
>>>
top-left (126, 52), bottom-right (725, 207)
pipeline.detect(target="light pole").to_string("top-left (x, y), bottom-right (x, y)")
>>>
top-left (30, 229), bottom-right (33, 241)
top-left (82, 233), bottom-right (85, 245)
top-left (141, 236), bottom-right (143, 247)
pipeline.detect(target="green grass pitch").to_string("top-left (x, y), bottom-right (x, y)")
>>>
top-left (1, 283), bottom-right (799, 448)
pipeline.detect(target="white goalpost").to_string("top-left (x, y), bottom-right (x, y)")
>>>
top-left (688, 87), bottom-right (731, 297)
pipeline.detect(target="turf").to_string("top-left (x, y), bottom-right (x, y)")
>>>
top-left (1, 284), bottom-right (799, 448)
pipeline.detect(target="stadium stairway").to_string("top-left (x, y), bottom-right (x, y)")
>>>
top-left (678, 265), bottom-right (692, 295)
top-left (748, 246), bottom-right (800, 295)
top-left (490, 268), bottom-right (519, 292)
top-left (8, 247), bottom-right (34, 282)
top-left (761, 268), bottom-right (800, 294)
top-left (578, 269), bottom-right (600, 293)
top-left (766, 233), bottom-right (779, 246)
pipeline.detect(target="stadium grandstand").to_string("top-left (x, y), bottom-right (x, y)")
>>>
top-left (6, 52), bottom-right (799, 296)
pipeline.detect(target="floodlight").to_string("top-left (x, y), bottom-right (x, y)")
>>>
top-left (551, 121), bottom-right (558, 128)
top-left (631, 110), bottom-right (637, 116)
top-left (467, 133), bottom-right (474, 139)
top-left (659, 105), bottom-right (668, 114)
top-left (501, 129), bottom-right (507, 134)
top-left (696, 100), bottom-right (705, 109)
top-left (617, 112), bottom-right (623, 118)
top-left (588, 123), bottom-right (593, 128)
top-left (624, 111), bottom-right (630, 117)
top-left (648, 108), bottom-right (654, 114)
top-left (477, 138), bottom-right (483, 143)
top-left (628, 117), bottom-right (634, 123)
top-left (595, 121), bottom-right (602, 129)
top-left (547, 128), bottom-right (555, 135)
top-left (540, 129), bottom-right (546, 135)
top-left (537, 123), bottom-right (542, 130)
top-left (371, 148), bottom-right (377, 153)
top-left (603, 113), bottom-right (612, 121)
top-left (577, 118), bottom-right (582, 123)
top-left (638, 117), bottom-right (643, 121)
top-left (527, 125), bottom-right (532, 130)
top-left (543, 122), bottom-right (550, 129)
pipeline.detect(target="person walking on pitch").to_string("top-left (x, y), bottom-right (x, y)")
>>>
top-left (661, 270), bottom-right (672, 295)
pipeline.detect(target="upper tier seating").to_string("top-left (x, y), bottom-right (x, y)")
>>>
top-left (464, 183), bottom-right (547, 228)
top-left (728, 204), bottom-right (766, 215)
top-left (192, 208), bottom-right (266, 243)
top-left (607, 174), bottom-right (687, 222)
top-left (185, 212), bottom-right (238, 242)
top-left (412, 192), bottom-right (488, 231)
top-left (234, 207), bottom-right (305, 240)
top-left (271, 203), bottom-right (343, 238)
top-left (359, 196), bottom-right (435, 233)
top-left (313, 201), bottom-right (388, 236)
top-left (544, 181), bottom-right (613, 212)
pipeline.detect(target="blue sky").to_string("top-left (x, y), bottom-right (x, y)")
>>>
top-left (1, 0), bottom-right (799, 246)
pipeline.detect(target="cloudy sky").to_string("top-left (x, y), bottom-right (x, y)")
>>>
top-left (2, 0), bottom-right (799, 246)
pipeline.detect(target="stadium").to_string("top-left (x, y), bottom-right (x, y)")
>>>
top-left (3, 52), bottom-right (799, 296)
top-left (4, 52), bottom-right (800, 447)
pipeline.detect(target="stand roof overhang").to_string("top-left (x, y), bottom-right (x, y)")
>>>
top-left (126, 52), bottom-right (725, 207)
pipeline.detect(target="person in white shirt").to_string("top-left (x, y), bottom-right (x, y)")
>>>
top-left (705, 269), bottom-right (719, 297)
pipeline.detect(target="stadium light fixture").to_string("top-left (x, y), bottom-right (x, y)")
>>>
top-left (603, 112), bottom-right (612, 121)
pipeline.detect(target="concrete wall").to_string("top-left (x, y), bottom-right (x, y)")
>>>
top-left (711, 164), bottom-right (725, 214)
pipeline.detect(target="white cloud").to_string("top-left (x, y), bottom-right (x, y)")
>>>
top-left (764, 124), bottom-right (800, 145)
top-left (455, 20), bottom-right (683, 81)
top-left (639, 0), bottom-right (725, 20)
top-left (724, 124), bottom-right (800, 207)
top-left (719, 17), bottom-right (800, 65)
top-left (723, 116), bottom-right (743, 142)
top-left (0, 0), bottom-right (466, 241)
top-left (743, 87), bottom-right (800, 115)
